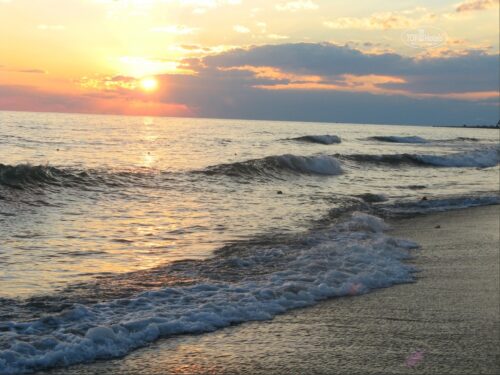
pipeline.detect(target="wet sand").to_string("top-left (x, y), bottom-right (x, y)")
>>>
top-left (44, 205), bottom-right (500, 375)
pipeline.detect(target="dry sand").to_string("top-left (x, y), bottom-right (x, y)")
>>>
top-left (44, 205), bottom-right (500, 375)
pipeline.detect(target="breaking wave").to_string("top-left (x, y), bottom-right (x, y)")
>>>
top-left (0, 212), bottom-right (418, 375)
top-left (342, 148), bottom-right (499, 168)
top-left (203, 154), bottom-right (343, 178)
top-left (291, 135), bottom-right (342, 145)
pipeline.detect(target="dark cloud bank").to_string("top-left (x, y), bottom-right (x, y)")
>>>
top-left (154, 43), bottom-right (498, 126)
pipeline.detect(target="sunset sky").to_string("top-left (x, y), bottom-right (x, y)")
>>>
top-left (0, 0), bottom-right (498, 125)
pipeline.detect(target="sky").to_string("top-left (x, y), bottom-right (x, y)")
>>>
top-left (0, 0), bottom-right (498, 125)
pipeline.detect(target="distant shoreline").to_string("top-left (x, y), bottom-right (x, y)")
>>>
top-left (432, 124), bottom-right (499, 129)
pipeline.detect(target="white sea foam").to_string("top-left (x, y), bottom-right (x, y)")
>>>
top-left (0, 213), bottom-right (418, 375)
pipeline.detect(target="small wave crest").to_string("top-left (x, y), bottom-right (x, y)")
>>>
top-left (369, 136), bottom-right (428, 144)
top-left (454, 137), bottom-right (479, 142)
top-left (0, 212), bottom-right (418, 374)
top-left (291, 135), bottom-right (341, 145)
top-left (203, 154), bottom-right (343, 178)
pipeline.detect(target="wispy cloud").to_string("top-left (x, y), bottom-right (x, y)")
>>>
top-left (150, 25), bottom-right (200, 35)
top-left (324, 8), bottom-right (436, 30)
top-left (178, 0), bottom-right (242, 14)
top-left (456, 0), bottom-right (499, 12)
top-left (267, 34), bottom-right (289, 40)
top-left (275, 1), bottom-right (318, 12)
top-left (233, 25), bottom-right (250, 33)
top-left (16, 68), bottom-right (46, 74)
top-left (0, 66), bottom-right (46, 74)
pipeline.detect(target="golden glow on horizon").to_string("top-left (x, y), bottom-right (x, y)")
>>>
top-left (140, 77), bottom-right (159, 91)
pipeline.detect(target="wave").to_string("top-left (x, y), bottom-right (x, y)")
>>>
top-left (453, 137), bottom-right (479, 142)
top-left (342, 148), bottom-right (499, 168)
top-left (203, 154), bottom-right (343, 178)
top-left (0, 212), bottom-right (418, 375)
top-left (355, 193), bottom-right (388, 203)
top-left (370, 136), bottom-right (485, 144)
top-left (414, 148), bottom-right (499, 167)
top-left (369, 136), bottom-right (428, 144)
top-left (0, 164), bottom-right (87, 190)
top-left (291, 135), bottom-right (341, 145)
top-left (0, 164), bottom-right (175, 191)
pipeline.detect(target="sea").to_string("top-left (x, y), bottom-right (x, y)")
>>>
top-left (0, 110), bottom-right (498, 374)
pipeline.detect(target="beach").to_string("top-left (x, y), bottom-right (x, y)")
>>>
top-left (41, 204), bottom-right (499, 375)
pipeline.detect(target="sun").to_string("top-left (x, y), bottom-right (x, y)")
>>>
top-left (140, 77), bottom-right (158, 92)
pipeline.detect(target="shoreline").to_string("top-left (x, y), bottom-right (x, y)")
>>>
top-left (42, 205), bottom-right (500, 375)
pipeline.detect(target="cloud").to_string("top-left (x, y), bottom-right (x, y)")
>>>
top-left (2, 43), bottom-right (497, 125)
top-left (233, 25), bottom-right (250, 33)
top-left (267, 34), bottom-right (289, 40)
top-left (0, 66), bottom-right (46, 74)
top-left (456, 0), bottom-right (499, 12)
top-left (141, 43), bottom-right (497, 125)
top-left (0, 84), bottom-right (191, 117)
top-left (275, 1), bottom-right (319, 12)
top-left (176, 0), bottom-right (242, 14)
top-left (324, 8), bottom-right (436, 30)
top-left (199, 43), bottom-right (498, 95)
top-left (150, 25), bottom-right (199, 34)
top-left (16, 69), bottom-right (46, 74)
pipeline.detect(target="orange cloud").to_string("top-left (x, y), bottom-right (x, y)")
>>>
top-left (255, 73), bottom-right (407, 94)
top-left (324, 8), bottom-right (436, 30)
top-left (219, 65), bottom-right (323, 83)
top-left (252, 69), bottom-right (497, 102)
top-left (456, 0), bottom-right (499, 12)
top-left (0, 84), bottom-right (191, 117)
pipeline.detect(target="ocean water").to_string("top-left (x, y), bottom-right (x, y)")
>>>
top-left (0, 111), bottom-right (498, 374)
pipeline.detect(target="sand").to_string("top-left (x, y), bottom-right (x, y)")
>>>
top-left (43, 205), bottom-right (500, 375)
